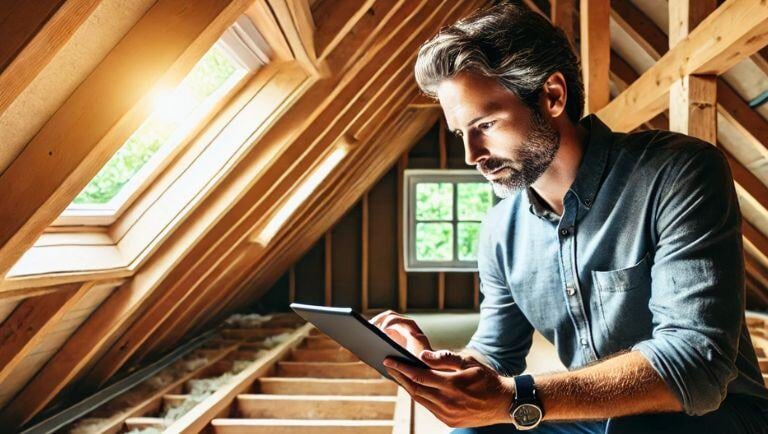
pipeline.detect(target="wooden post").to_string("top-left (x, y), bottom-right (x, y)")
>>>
top-left (473, 272), bottom-right (480, 311)
top-left (324, 231), bottom-right (332, 306)
top-left (396, 153), bottom-right (408, 313)
top-left (551, 0), bottom-right (576, 50)
top-left (437, 119), bottom-right (447, 310)
top-left (361, 194), bottom-right (369, 312)
top-left (580, 0), bottom-right (610, 114)
top-left (668, 0), bottom-right (718, 143)
top-left (288, 266), bottom-right (296, 303)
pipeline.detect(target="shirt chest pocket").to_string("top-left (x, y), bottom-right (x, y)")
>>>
top-left (592, 253), bottom-right (651, 292)
top-left (591, 253), bottom-right (654, 351)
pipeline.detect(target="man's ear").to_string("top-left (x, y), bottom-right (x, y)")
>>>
top-left (540, 72), bottom-right (567, 119)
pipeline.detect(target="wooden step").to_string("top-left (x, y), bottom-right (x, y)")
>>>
top-left (236, 394), bottom-right (396, 419)
top-left (211, 418), bottom-right (394, 434)
top-left (257, 378), bottom-right (397, 396)
top-left (290, 348), bottom-right (357, 362)
top-left (277, 361), bottom-right (380, 378)
top-left (303, 336), bottom-right (339, 349)
top-left (758, 357), bottom-right (768, 373)
top-left (124, 416), bottom-right (166, 430)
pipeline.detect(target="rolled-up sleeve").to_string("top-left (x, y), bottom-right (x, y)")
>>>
top-left (466, 209), bottom-right (534, 377)
top-left (632, 145), bottom-right (744, 416)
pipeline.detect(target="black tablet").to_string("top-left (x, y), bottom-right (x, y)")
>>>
top-left (289, 303), bottom-right (429, 379)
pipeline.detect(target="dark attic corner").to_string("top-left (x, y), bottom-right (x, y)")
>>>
top-left (1, 0), bottom-right (768, 433)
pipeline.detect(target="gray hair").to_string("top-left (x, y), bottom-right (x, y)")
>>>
top-left (414, 2), bottom-right (584, 123)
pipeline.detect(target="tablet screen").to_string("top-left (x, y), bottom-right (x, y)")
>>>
top-left (290, 303), bottom-right (428, 379)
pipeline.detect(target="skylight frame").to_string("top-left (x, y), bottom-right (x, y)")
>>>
top-left (53, 17), bottom-right (271, 227)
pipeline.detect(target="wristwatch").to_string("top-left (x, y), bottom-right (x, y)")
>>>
top-left (509, 374), bottom-right (544, 430)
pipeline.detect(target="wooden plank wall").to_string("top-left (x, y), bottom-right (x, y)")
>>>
top-left (258, 120), bottom-right (481, 313)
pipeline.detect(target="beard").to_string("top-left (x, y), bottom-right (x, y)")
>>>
top-left (478, 109), bottom-right (560, 198)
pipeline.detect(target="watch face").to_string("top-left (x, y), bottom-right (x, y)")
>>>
top-left (512, 403), bottom-right (542, 427)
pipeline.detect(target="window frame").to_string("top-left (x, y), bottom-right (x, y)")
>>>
top-left (52, 16), bottom-right (269, 227)
top-left (5, 16), bottom-right (311, 284)
top-left (403, 169), bottom-right (496, 272)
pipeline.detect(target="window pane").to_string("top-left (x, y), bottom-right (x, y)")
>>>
top-left (72, 46), bottom-right (241, 205)
top-left (457, 182), bottom-right (493, 221)
top-left (457, 222), bottom-right (481, 261)
top-left (416, 222), bottom-right (453, 261)
top-left (415, 183), bottom-right (453, 221)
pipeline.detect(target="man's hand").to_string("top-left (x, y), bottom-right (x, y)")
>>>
top-left (383, 349), bottom-right (516, 428)
top-left (370, 310), bottom-right (433, 355)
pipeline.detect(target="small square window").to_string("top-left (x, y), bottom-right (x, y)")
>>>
top-left (404, 170), bottom-right (497, 271)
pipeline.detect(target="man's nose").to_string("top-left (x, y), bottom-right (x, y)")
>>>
top-left (463, 134), bottom-right (487, 166)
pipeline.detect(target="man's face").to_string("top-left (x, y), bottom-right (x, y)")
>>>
top-left (437, 72), bottom-right (560, 198)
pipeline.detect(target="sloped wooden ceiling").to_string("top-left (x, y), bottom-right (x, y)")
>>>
top-left (0, 0), bottom-right (482, 429)
top-left (1, 0), bottom-right (768, 429)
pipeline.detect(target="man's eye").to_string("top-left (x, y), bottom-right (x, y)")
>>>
top-left (478, 121), bottom-right (496, 130)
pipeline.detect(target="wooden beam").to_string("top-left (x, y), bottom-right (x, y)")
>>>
top-left (598, 0), bottom-right (768, 132)
top-left (668, 0), bottom-right (718, 143)
top-left (126, 0), bottom-right (470, 358)
top-left (361, 193), bottom-right (369, 312)
top-left (438, 118), bottom-right (447, 310)
top-left (324, 231), bottom-right (332, 306)
top-left (267, 0), bottom-right (322, 75)
top-left (0, 0), bottom-right (100, 117)
top-left (0, 282), bottom-right (92, 386)
top-left (551, 0), bottom-right (576, 50)
top-left (396, 153), bottom-right (408, 313)
top-left (163, 324), bottom-right (312, 433)
top-left (580, 0), bottom-right (610, 113)
top-left (236, 394), bottom-right (396, 419)
top-left (669, 75), bottom-right (717, 142)
top-left (314, 0), bottom-right (377, 61)
top-left (0, 0), bottom-right (251, 282)
top-left (79, 0), bottom-right (416, 381)
top-left (609, 0), bottom-right (666, 60)
top-left (288, 265), bottom-right (296, 303)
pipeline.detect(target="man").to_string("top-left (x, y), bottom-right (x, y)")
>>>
top-left (371, 3), bottom-right (768, 433)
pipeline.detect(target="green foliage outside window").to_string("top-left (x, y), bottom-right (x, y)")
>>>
top-left (72, 46), bottom-right (239, 205)
top-left (414, 180), bottom-right (493, 263)
top-left (415, 183), bottom-right (453, 220)
top-left (416, 222), bottom-right (453, 261)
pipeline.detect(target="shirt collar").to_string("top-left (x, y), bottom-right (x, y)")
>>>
top-left (525, 113), bottom-right (612, 219)
top-left (567, 113), bottom-right (612, 209)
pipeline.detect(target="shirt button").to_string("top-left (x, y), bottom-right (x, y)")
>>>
top-left (566, 285), bottom-right (575, 296)
top-left (559, 228), bottom-right (570, 236)
top-left (580, 338), bottom-right (588, 346)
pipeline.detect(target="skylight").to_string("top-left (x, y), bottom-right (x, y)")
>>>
top-left (67, 45), bottom-right (246, 217)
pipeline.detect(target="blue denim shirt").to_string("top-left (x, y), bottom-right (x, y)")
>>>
top-left (467, 114), bottom-right (768, 417)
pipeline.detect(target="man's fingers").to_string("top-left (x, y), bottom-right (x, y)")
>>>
top-left (420, 350), bottom-right (466, 370)
top-left (384, 358), bottom-right (449, 389)
top-left (379, 315), bottom-right (421, 333)
top-left (370, 310), bottom-right (397, 326)
top-left (386, 368), bottom-right (446, 409)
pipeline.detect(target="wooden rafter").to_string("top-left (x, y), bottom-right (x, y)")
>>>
top-left (597, 0), bottom-right (768, 132)
top-left (78, 1), bottom-right (466, 388)
top-left (313, 0), bottom-right (377, 61)
top-left (0, 0), bottom-right (100, 117)
top-left (137, 0), bottom-right (476, 356)
top-left (0, 0), bottom-right (252, 283)
top-left (580, 0), bottom-right (610, 113)
top-left (0, 1), bottom-right (259, 426)
top-left (0, 282), bottom-right (92, 387)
